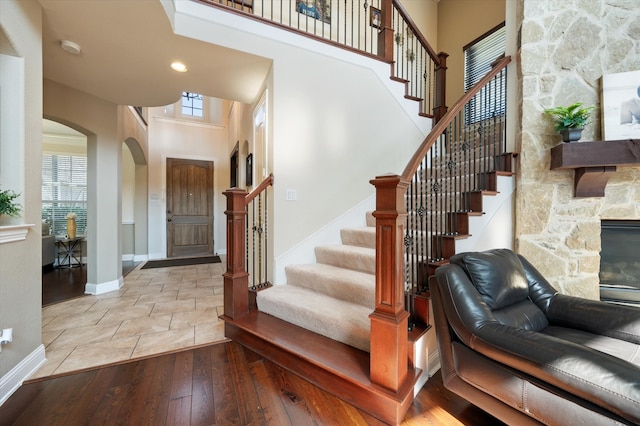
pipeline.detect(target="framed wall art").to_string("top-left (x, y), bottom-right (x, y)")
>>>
top-left (601, 70), bottom-right (640, 140)
top-left (296, 0), bottom-right (330, 24)
top-left (370, 6), bottom-right (381, 29)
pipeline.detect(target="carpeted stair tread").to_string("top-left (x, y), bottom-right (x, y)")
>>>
top-left (257, 285), bottom-right (371, 352)
top-left (315, 244), bottom-right (376, 274)
top-left (285, 263), bottom-right (374, 308)
top-left (340, 227), bottom-right (376, 249)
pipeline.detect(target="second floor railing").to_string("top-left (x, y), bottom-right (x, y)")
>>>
top-left (199, 0), bottom-right (447, 119)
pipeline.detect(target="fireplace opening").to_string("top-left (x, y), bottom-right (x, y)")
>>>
top-left (599, 220), bottom-right (640, 305)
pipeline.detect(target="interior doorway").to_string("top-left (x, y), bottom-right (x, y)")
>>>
top-left (166, 158), bottom-right (214, 257)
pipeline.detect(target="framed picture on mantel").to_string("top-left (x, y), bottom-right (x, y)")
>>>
top-left (601, 69), bottom-right (640, 140)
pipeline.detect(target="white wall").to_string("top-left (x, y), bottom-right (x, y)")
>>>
top-left (122, 145), bottom-right (135, 223)
top-left (0, 0), bottom-right (45, 404)
top-left (169, 2), bottom-right (431, 278)
top-left (44, 79), bottom-right (123, 295)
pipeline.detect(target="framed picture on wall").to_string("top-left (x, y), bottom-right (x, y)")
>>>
top-left (601, 70), bottom-right (640, 140)
top-left (370, 6), bottom-right (381, 29)
top-left (246, 153), bottom-right (253, 186)
top-left (296, 0), bottom-right (330, 24)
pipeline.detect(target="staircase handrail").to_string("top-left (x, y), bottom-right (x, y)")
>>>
top-left (246, 173), bottom-right (274, 204)
top-left (401, 55), bottom-right (511, 181)
top-left (391, 0), bottom-right (440, 66)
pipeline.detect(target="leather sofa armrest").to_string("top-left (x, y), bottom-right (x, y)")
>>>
top-left (547, 294), bottom-right (640, 345)
top-left (471, 323), bottom-right (640, 423)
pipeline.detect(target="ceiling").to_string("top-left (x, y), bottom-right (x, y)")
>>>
top-left (39, 0), bottom-right (272, 107)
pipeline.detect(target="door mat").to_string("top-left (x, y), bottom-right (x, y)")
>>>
top-left (141, 256), bottom-right (221, 269)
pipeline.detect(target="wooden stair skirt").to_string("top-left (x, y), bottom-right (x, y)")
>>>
top-left (222, 311), bottom-right (421, 425)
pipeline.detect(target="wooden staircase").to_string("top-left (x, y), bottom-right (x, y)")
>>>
top-left (216, 2), bottom-right (514, 417)
top-left (222, 161), bottom-right (512, 424)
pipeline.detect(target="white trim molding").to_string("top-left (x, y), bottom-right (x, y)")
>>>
top-left (0, 344), bottom-right (46, 405)
top-left (85, 276), bottom-right (124, 295)
top-left (0, 224), bottom-right (35, 244)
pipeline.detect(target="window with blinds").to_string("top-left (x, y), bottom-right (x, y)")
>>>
top-left (42, 154), bottom-right (88, 236)
top-left (464, 23), bottom-right (506, 124)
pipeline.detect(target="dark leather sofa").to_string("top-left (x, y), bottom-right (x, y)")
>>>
top-left (432, 249), bottom-right (640, 425)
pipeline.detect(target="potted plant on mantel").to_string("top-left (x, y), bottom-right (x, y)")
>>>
top-left (544, 102), bottom-right (596, 143)
top-left (0, 188), bottom-right (22, 219)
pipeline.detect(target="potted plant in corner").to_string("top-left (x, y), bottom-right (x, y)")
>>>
top-left (544, 102), bottom-right (595, 142)
top-left (0, 187), bottom-right (22, 218)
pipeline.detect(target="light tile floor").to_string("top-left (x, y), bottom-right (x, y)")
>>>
top-left (32, 259), bottom-right (228, 379)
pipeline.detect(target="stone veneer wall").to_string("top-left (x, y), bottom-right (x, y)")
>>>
top-left (515, 0), bottom-right (640, 299)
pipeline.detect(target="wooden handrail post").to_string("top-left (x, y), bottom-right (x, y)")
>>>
top-left (433, 51), bottom-right (449, 123)
top-left (223, 188), bottom-right (249, 319)
top-left (369, 174), bottom-right (410, 392)
top-left (377, 0), bottom-right (394, 62)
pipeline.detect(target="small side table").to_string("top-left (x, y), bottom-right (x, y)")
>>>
top-left (55, 236), bottom-right (85, 268)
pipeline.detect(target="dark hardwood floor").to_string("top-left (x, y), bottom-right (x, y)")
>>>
top-left (0, 341), bottom-right (502, 425)
top-left (42, 261), bottom-right (138, 306)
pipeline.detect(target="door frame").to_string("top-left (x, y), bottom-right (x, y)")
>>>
top-left (161, 154), bottom-right (218, 259)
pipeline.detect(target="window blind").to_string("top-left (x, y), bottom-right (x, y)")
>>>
top-left (42, 154), bottom-right (88, 236)
top-left (464, 24), bottom-right (506, 124)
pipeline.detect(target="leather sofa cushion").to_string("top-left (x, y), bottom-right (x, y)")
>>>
top-left (451, 249), bottom-right (529, 310)
top-left (541, 326), bottom-right (640, 367)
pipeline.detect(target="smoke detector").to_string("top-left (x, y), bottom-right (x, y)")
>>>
top-left (60, 40), bottom-right (81, 55)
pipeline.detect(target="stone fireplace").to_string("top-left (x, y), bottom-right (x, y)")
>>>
top-left (515, 0), bottom-right (640, 301)
top-left (599, 220), bottom-right (640, 304)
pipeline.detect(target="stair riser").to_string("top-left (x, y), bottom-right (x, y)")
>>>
top-left (340, 228), bottom-right (376, 249)
top-left (315, 247), bottom-right (376, 275)
top-left (285, 265), bottom-right (375, 308)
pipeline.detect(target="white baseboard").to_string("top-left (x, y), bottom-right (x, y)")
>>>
top-left (148, 252), bottom-right (164, 260)
top-left (85, 276), bottom-right (123, 295)
top-left (428, 351), bottom-right (441, 377)
top-left (0, 344), bottom-right (46, 406)
top-left (122, 254), bottom-right (134, 261)
top-left (133, 254), bottom-right (149, 262)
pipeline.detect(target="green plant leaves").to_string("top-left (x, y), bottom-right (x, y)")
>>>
top-left (544, 102), bottom-right (596, 131)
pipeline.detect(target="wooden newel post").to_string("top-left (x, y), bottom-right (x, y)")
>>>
top-left (369, 174), bottom-right (410, 392)
top-left (433, 51), bottom-right (449, 123)
top-left (223, 188), bottom-right (249, 320)
top-left (377, 0), bottom-right (394, 62)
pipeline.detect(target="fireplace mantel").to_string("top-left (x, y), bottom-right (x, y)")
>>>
top-left (550, 139), bottom-right (640, 197)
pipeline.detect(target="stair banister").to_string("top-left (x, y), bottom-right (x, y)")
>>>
top-left (223, 174), bottom-right (274, 320)
top-left (390, 0), bottom-right (440, 65)
top-left (369, 174), bottom-right (411, 392)
top-left (401, 55), bottom-right (511, 181)
top-left (369, 55), bottom-right (511, 393)
top-left (390, 0), bottom-right (447, 120)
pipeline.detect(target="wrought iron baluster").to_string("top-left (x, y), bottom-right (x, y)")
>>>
top-left (251, 198), bottom-right (257, 289)
top-left (257, 193), bottom-right (263, 287)
top-left (246, 203), bottom-right (250, 286)
top-left (264, 187), bottom-right (269, 286)
top-left (462, 111), bottom-right (470, 212)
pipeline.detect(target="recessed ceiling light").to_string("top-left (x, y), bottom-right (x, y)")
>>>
top-left (60, 40), bottom-right (81, 55)
top-left (171, 62), bottom-right (188, 72)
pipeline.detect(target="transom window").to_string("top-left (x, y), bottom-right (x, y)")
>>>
top-left (42, 154), bottom-right (87, 236)
top-left (181, 92), bottom-right (204, 117)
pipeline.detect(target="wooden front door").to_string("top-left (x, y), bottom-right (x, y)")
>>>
top-left (166, 158), bottom-right (214, 258)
